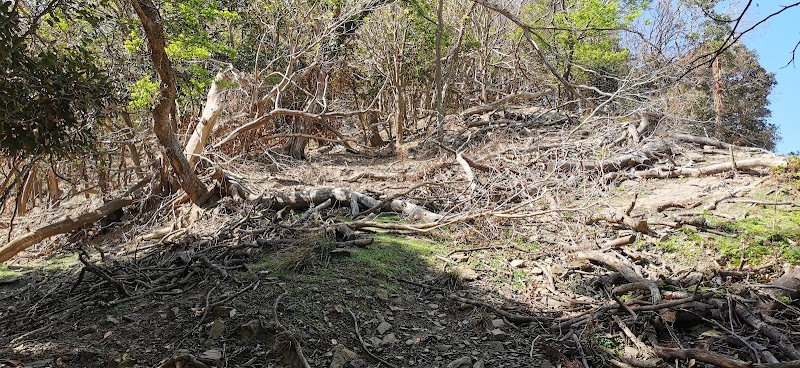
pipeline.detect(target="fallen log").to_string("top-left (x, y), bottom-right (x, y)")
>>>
top-left (635, 158), bottom-right (788, 179)
top-left (558, 140), bottom-right (671, 173)
top-left (654, 346), bottom-right (800, 368)
top-left (0, 176), bottom-right (151, 263)
top-left (269, 187), bottom-right (443, 223)
top-left (0, 197), bottom-right (132, 263)
top-left (733, 301), bottom-right (800, 360)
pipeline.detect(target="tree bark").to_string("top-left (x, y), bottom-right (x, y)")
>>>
top-left (712, 56), bottom-right (724, 139)
top-left (185, 69), bottom-right (234, 167)
top-left (46, 165), bottom-right (60, 208)
top-left (434, 0), bottom-right (445, 142)
top-left (16, 163), bottom-right (36, 215)
top-left (130, 0), bottom-right (209, 204)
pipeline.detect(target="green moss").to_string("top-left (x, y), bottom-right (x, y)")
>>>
top-left (656, 233), bottom-right (703, 260)
top-left (43, 254), bottom-right (79, 271)
top-left (0, 266), bottom-right (19, 281)
top-left (347, 234), bottom-right (439, 279)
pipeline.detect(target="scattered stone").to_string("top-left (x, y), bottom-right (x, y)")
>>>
top-left (199, 349), bottom-right (222, 365)
top-left (349, 358), bottom-right (366, 367)
top-left (376, 290), bottom-right (390, 301)
top-left (331, 248), bottom-right (359, 257)
top-left (208, 319), bottom-right (225, 339)
top-left (457, 267), bottom-right (479, 281)
top-left (447, 356), bottom-right (472, 368)
top-left (491, 319), bottom-right (505, 328)
top-left (428, 303), bottom-right (440, 309)
top-left (369, 336), bottom-right (382, 347)
top-left (490, 328), bottom-right (507, 341)
top-left (376, 321), bottom-right (392, 334)
top-left (78, 326), bottom-right (97, 337)
top-left (235, 319), bottom-right (263, 341)
top-left (510, 259), bottom-right (526, 268)
top-left (451, 254), bottom-right (469, 262)
top-left (435, 344), bottom-right (453, 351)
top-left (486, 341), bottom-right (504, 351)
top-left (381, 333), bottom-right (398, 345)
top-left (473, 359), bottom-right (485, 368)
top-left (329, 345), bottom-right (358, 368)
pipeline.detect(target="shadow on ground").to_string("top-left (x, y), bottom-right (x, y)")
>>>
top-left (0, 225), bottom-right (556, 368)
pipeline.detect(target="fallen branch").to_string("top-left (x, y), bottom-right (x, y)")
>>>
top-left (461, 90), bottom-right (553, 117)
top-left (653, 346), bottom-right (751, 368)
top-left (575, 250), bottom-right (662, 303)
top-left (558, 140), bottom-right (671, 173)
top-left (671, 133), bottom-right (770, 153)
top-left (273, 288), bottom-right (311, 368)
top-left (214, 108), bottom-right (376, 148)
top-left (347, 309), bottom-right (399, 368)
top-left (733, 301), bottom-right (800, 360)
top-left (636, 158), bottom-right (787, 179)
top-left (654, 346), bottom-right (800, 368)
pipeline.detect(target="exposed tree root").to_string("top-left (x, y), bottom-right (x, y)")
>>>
top-left (269, 187), bottom-right (443, 223)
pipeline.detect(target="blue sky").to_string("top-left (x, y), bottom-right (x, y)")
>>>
top-left (739, 2), bottom-right (800, 154)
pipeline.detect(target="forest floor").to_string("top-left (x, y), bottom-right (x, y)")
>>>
top-left (1, 118), bottom-right (800, 368)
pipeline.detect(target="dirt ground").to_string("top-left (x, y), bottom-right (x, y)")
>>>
top-left (2, 132), bottom-right (799, 368)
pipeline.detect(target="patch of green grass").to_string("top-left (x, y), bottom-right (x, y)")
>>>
top-left (511, 269), bottom-right (528, 291)
top-left (709, 210), bottom-right (800, 265)
top-left (0, 265), bottom-right (19, 281)
top-left (348, 234), bottom-right (439, 279)
top-left (251, 233), bottom-right (446, 292)
top-left (42, 254), bottom-right (78, 271)
top-left (655, 232), bottom-right (704, 261)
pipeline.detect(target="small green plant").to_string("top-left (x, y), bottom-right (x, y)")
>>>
top-left (591, 334), bottom-right (625, 355)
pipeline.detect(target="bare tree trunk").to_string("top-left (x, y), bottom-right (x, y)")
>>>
top-left (284, 117), bottom-right (310, 160)
top-left (185, 69), bottom-right (234, 167)
top-left (130, 0), bottom-right (209, 204)
top-left (284, 65), bottom-right (327, 159)
top-left (712, 56), bottom-right (724, 139)
top-left (47, 165), bottom-right (60, 208)
top-left (366, 112), bottom-right (385, 147)
top-left (434, 0), bottom-right (445, 142)
top-left (120, 111), bottom-right (145, 180)
top-left (17, 163), bottom-right (36, 215)
top-left (393, 62), bottom-right (406, 145)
